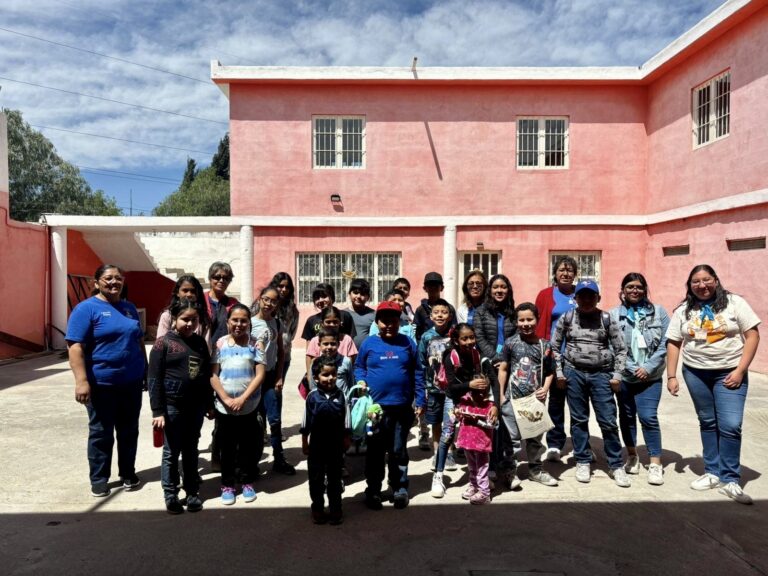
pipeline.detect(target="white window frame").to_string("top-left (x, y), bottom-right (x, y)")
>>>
top-left (312, 115), bottom-right (366, 169)
top-left (516, 116), bottom-right (569, 170)
top-left (549, 251), bottom-right (601, 285)
top-left (296, 252), bottom-right (400, 304)
top-left (458, 251), bottom-right (501, 283)
top-left (692, 70), bottom-right (730, 149)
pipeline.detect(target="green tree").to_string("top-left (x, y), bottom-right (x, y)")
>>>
top-left (152, 134), bottom-right (230, 216)
top-left (4, 108), bottom-right (121, 222)
top-left (153, 165), bottom-right (229, 216)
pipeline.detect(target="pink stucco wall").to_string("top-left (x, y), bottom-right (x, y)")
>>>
top-left (229, 84), bottom-right (648, 217)
top-left (647, 4), bottom-right (768, 211)
top-left (0, 208), bottom-right (47, 358)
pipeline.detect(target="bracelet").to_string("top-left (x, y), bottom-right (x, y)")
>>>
top-left (668, 376), bottom-right (677, 379)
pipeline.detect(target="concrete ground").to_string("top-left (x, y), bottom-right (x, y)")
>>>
top-left (1, 349), bottom-right (767, 576)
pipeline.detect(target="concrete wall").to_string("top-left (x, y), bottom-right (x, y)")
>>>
top-left (229, 83), bottom-right (648, 217)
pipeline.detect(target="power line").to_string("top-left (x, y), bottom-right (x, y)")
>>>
top-left (32, 124), bottom-right (216, 155)
top-left (78, 168), bottom-right (181, 185)
top-left (0, 26), bottom-right (211, 84)
top-left (0, 75), bottom-right (229, 125)
top-left (77, 166), bottom-right (180, 184)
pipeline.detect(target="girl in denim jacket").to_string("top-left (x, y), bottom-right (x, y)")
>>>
top-left (609, 273), bottom-right (670, 486)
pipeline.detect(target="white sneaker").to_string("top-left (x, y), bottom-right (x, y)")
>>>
top-left (545, 448), bottom-right (562, 462)
top-left (610, 467), bottom-right (632, 488)
top-left (503, 469), bottom-right (522, 490)
top-left (718, 482), bottom-right (753, 505)
top-left (430, 455), bottom-right (436, 472)
top-left (430, 473), bottom-right (445, 499)
top-left (626, 455), bottom-right (641, 474)
top-left (575, 463), bottom-right (591, 483)
top-left (445, 452), bottom-right (458, 471)
top-left (690, 473), bottom-right (720, 491)
top-left (529, 470), bottom-right (559, 487)
top-left (647, 463), bottom-right (664, 486)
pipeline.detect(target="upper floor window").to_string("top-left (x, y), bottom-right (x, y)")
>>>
top-left (692, 71), bottom-right (730, 148)
top-left (313, 116), bottom-right (366, 169)
top-left (517, 117), bottom-right (569, 169)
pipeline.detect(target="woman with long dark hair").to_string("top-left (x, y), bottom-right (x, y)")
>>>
top-left (666, 264), bottom-right (760, 504)
top-left (269, 272), bottom-right (300, 379)
top-left (456, 269), bottom-right (488, 325)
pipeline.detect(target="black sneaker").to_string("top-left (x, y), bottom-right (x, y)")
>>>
top-left (165, 497), bottom-right (184, 515)
top-left (272, 459), bottom-right (296, 476)
top-left (185, 494), bottom-right (203, 513)
top-left (91, 483), bottom-right (111, 498)
top-left (121, 474), bottom-right (140, 491)
top-left (364, 492), bottom-right (383, 511)
top-left (328, 510), bottom-right (343, 525)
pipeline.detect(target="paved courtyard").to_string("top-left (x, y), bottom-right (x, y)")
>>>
top-left (1, 349), bottom-right (767, 576)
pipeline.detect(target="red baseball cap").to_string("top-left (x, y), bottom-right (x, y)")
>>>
top-left (375, 300), bottom-right (402, 319)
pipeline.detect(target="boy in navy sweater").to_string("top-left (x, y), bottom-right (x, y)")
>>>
top-left (355, 301), bottom-right (424, 510)
top-left (301, 355), bottom-right (351, 525)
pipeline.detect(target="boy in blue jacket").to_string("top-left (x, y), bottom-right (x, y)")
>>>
top-left (355, 301), bottom-right (424, 510)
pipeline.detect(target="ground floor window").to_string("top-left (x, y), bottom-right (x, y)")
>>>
top-left (458, 251), bottom-right (501, 283)
top-left (296, 252), bottom-right (401, 304)
top-left (549, 251), bottom-right (601, 284)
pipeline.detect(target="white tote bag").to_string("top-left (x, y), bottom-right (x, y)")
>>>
top-left (509, 341), bottom-right (554, 439)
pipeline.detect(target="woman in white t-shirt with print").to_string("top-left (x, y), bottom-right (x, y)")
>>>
top-left (666, 264), bottom-right (760, 505)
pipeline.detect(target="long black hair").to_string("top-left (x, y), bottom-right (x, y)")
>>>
top-left (682, 264), bottom-right (730, 316)
top-left (163, 275), bottom-right (210, 332)
top-left (269, 272), bottom-right (299, 335)
top-left (461, 269), bottom-right (488, 307)
top-left (484, 273), bottom-right (515, 317)
top-left (619, 272), bottom-right (653, 308)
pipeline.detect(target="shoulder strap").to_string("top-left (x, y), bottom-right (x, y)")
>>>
top-left (563, 309), bottom-right (574, 335)
top-left (601, 311), bottom-right (611, 332)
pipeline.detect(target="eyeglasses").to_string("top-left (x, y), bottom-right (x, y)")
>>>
top-left (624, 286), bottom-right (646, 292)
top-left (467, 281), bottom-right (484, 288)
top-left (691, 278), bottom-right (716, 287)
top-left (211, 275), bottom-right (232, 282)
top-left (261, 296), bottom-right (278, 305)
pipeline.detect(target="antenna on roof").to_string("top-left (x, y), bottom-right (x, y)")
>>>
top-left (411, 57), bottom-right (418, 71)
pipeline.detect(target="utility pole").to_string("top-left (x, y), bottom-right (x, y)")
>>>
top-left (130, 188), bottom-right (133, 216)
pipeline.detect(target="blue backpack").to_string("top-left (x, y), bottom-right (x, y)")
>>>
top-left (346, 383), bottom-right (372, 441)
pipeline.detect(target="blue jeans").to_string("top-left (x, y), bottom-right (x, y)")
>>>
top-left (683, 365), bottom-right (748, 483)
top-left (365, 404), bottom-right (413, 495)
top-left (86, 382), bottom-right (143, 487)
top-left (260, 369), bottom-right (286, 462)
top-left (435, 395), bottom-right (456, 473)
top-left (618, 379), bottom-right (662, 457)
top-left (161, 404), bottom-right (205, 499)
top-left (546, 384), bottom-right (567, 450)
top-left (565, 367), bottom-right (623, 469)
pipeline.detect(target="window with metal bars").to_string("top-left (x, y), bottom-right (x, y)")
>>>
top-left (517, 117), bottom-right (569, 169)
top-left (693, 71), bottom-right (730, 148)
top-left (296, 252), bottom-right (400, 304)
top-left (313, 116), bottom-right (366, 169)
top-left (549, 251), bottom-right (601, 285)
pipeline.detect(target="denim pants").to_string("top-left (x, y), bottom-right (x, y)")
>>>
top-left (260, 369), bottom-right (286, 462)
top-left (365, 404), bottom-right (413, 495)
top-left (86, 382), bottom-right (143, 487)
top-left (618, 379), bottom-right (662, 457)
top-left (565, 367), bottom-right (623, 469)
top-left (546, 385), bottom-right (567, 450)
top-left (435, 395), bottom-right (456, 473)
top-left (683, 365), bottom-right (748, 483)
top-left (500, 396), bottom-right (545, 473)
top-left (161, 404), bottom-right (205, 500)
top-left (217, 409), bottom-right (263, 487)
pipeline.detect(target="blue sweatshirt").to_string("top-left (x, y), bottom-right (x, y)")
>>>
top-left (355, 334), bottom-right (424, 408)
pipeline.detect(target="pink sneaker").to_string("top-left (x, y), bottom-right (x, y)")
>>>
top-left (470, 491), bottom-right (490, 505)
top-left (461, 486), bottom-right (478, 500)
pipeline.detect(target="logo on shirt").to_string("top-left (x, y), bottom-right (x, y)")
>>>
top-left (380, 351), bottom-right (400, 360)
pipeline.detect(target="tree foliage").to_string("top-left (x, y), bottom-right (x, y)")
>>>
top-left (4, 108), bottom-right (121, 222)
top-left (152, 134), bottom-right (230, 216)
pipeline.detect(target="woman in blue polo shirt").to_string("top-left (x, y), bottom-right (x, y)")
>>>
top-left (66, 264), bottom-right (146, 498)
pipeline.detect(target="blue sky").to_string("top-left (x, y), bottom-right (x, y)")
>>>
top-left (1, 0), bottom-right (725, 216)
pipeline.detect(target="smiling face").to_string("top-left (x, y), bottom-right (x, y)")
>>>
top-left (376, 312), bottom-right (400, 340)
top-left (209, 269), bottom-right (232, 298)
top-left (466, 274), bottom-right (486, 303)
top-left (96, 267), bottom-right (124, 302)
top-left (174, 308), bottom-right (199, 338)
top-left (319, 335), bottom-right (339, 357)
top-left (322, 313), bottom-right (341, 329)
top-left (316, 365), bottom-right (338, 393)
top-left (490, 278), bottom-right (509, 303)
top-left (430, 304), bottom-right (452, 331)
top-left (516, 309), bottom-right (537, 338)
top-left (387, 293), bottom-right (405, 311)
top-left (314, 294), bottom-right (332, 311)
top-left (393, 282), bottom-right (410, 300)
top-left (456, 326), bottom-right (476, 353)
top-left (689, 270), bottom-right (719, 302)
top-left (349, 289), bottom-right (370, 309)
top-left (555, 263), bottom-right (577, 292)
top-left (622, 280), bottom-right (647, 306)
top-left (227, 309), bottom-right (250, 339)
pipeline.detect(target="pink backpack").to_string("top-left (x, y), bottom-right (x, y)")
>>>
top-left (434, 348), bottom-right (481, 391)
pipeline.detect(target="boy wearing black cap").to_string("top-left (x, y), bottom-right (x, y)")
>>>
top-left (355, 301), bottom-right (424, 510)
top-left (552, 280), bottom-right (629, 488)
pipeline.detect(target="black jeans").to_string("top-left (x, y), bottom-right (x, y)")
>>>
top-left (365, 404), bottom-right (413, 495)
top-left (308, 438), bottom-right (344, 513)
top-left (161, 404), bottom-right (205, 499)
top-left (216, 409), bottom-right (263, 487)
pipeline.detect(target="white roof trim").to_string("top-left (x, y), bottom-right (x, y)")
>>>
top-left (211, 0), bottom-right (756, 85)
top-left (41, 188), bottom-right (768, 232)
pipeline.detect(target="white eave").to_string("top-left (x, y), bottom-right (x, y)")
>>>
top-left (211, 0), bottom-right (762, 95)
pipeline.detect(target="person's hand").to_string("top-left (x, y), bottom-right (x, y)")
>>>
top-left (152, 416), bottom-right (165, 429)
top-left (609, 379), bottom-right (621, 393)
top-left (357, 380), bottom-right (367, 391)
top-left (275, 378), bottom-right (284, 393)
top-left (667, 376), bottom-right (680, 397)
top-left (75, 379), bottom-right (91, 405)
top-left (226, 396), bottom-right (244, 412)
top-left (469, 377), bottom-right (488, 390)
top-left (634, 367), bottom-right (649, 381)
top-left (205, 409), bottom-right (216, 420)
top-left (535, 386), bottom-right (549, 402)
top-left (488, 406), bottom-right (499, 425)
top-left (302, 437), bottom-right (310, 456)
top-left (343, 435), bottom-right (352, 453)
top-left (724, 369), bottom-right (745, 389)
top-left (556, 377), bottom-right (567, 390)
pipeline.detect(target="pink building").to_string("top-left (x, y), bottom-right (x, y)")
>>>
top-left (3, 0), bottom-right (766, 370)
